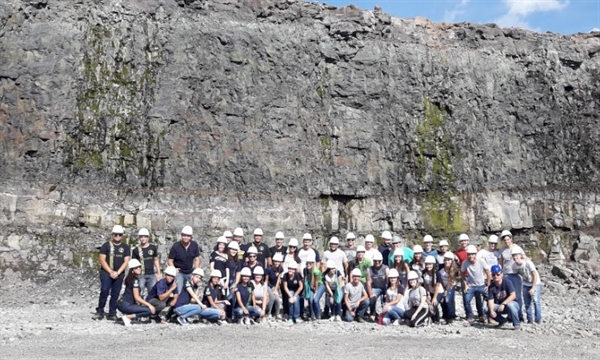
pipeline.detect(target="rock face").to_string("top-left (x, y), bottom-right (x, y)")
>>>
top-left (1, 0), bottom-right (600, 278)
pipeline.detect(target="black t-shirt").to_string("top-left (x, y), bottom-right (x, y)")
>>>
top-left (99, 241), bottom-right (131, 273)
top-left (235, 282), bottom-right (255, 308)
top-left (270, 246), bottom-right (287, 260)
top-left (122, 278), bottom-right (139, 304)
top-left (488, 278), bottom-right (516, 304)
top-left (285, 272), bottom-right (303, 293)
top-left (202, 283), bottom-right (222, 306)
top-left (243, 242), bottom-right (272, 268)
top-left (168, 241), bottom-right (201, 274)
top-left (266, 266), bottom-right (283, 288)
top-left (175, 280), bottom-right (199, 308)
top-left (209, 251), bottom-right (228, 275)
top-left (132, 244), bottom-right (158, 275)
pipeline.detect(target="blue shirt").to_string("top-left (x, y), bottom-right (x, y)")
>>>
top-left (175, 280), bottom-right (199, 308)
top-left (235, 282), bottom-right (255, 308)
top-left (146, 278), bottom-right (171, 301)
top-left (122, 278), bottom-right (139, 304)
top-left (488, 278), bottom-right (515, 304)
top-left (423, 249), bottom-right (438, 259)
top-left (284, 272), bottom-right (302, 293)
top-left (168, 241), bottom-right (201, 274)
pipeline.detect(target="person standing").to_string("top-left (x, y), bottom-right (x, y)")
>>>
top-left (364, 235), bottom-right (380, 262)
top-left (341, 232), bottom-right (358, 264)
top-left (283, 261), bottom-right (304, 324)
top-left (422, 235), bottom-right (438, 259)
top-left (132, 228), bottom-right (161, 298)
top-left (436, 252), bottom-right (458, 324)
top-left (297, 233), bottom-right (321, 272)
top-left (487, 265), bottom-right (521, 330)
top-left (270, 231), bottom-right (287, 261)
top-left (347, 246), bottom-right (372, 283)
top-left (378, 231), bottom-right (393, 255)
top-left (436, 239), bottom-right (451, 270)
top-left (93, 225), bottom-right (131, 321)
top-left (512, 247), bottom-right (542, 324)
top-left (168, 226), bottom-right (201, 295)
top-left (478, 234), bottom-right (500, 266)
top-left (461, 245), bottom-right (491, 323)
top-left (498, 230), bottom-right (524, 321)
top-left (455, 233), bottom-right (470, 267)
top-left (321, 237), bottom-right (348, 278)
top-left (243, 228), bottom-right (272, 268)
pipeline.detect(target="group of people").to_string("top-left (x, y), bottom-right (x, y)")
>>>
top-left (92, 225), bottom-right (542, 330)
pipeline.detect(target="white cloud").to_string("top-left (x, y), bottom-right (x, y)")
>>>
top-left (591, 28), bottom-right (600, 32)
top-left (443, 0), bottom-right (470, 22)
top-left (496, 0), bottom-right (569, 30)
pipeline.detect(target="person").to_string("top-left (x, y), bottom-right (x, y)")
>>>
top-left (283, 238), bottom-right (300, 272)
top-left (391, 248), bottom-right (411, 288)
top-left (242, 228), bottom-right (272, 268)
top-left (233, 228), bottom-right (245, 260)
top-left (225, 241), bottom-right (241, 320)
top-left (167, 226), bottom-right (201, 295)
top-left (378, 231), bottom-right (393, 254)
top-left (240, 246), bottom-right (261, 274)
top-left (341, 232), bottom-right (357, 264)
top-left (223, 230), bottom-right (233, 243)
top-left (388, 237), bottom-right (413, 265)
top-left (385, 236), bottom-right (401, 267)
top-left (131, 228), bottom-right (161, 298)
top-left (173, 268), bottom-right (222, 325)
top-left (304, 254), bottom-right (325, 321)
top-left (251, 267), bottom-right (269, 322)
top-left (366, 252), bottom-right (388, 321)
top-left (117, 259), bottom-right (154, 326)
top-left (364, 234), bottom-right (380, 262)
top-left (399, 237), bottom-right (414, 264)
top-left (146, 265), bottom-right (179, 322)
top-left (402, 271), bottom-right (429, 327)
top-left (270, 231), bottom-right (287, 260)
top-left (498, 230), bottom-right (524, 321)
top-left (297, 233), bottom-right (321, 272)
top-left (321, 236), bottom-right (348, 278)
top-left (487, 264), bottom-right (521, 330)
top-left (436, 239), bottom-right (451, 270)
top-left (283, 261), bottom-right (304, 324)
top-left (202, 270), bottom-right (229, 322)
top-left (478, 234), bottom-right (500, 266)
top-left (512, 247), bottom-right (542, 324)
top-left (461, 245), bottom-right (491, 323)
top-left (209, 236), bottom-right (228, 292)
top-left (422, 235), bottom-right (438, 259)
top-left (265, 253), bottom-right (284, 320)
top-left (93, 225), bottom-right (131, 321)
top-left (381, 269), bottom-right (405, 325)
top-left (323, 260), bottom-right (344, 321)
top-left (234, 267), bottom-right (261, 324)
top-left (347, 246), bottom-right (372, 283)
top-left (455, 233), bottom-right (470, 267)
top-left (422, 255), bottom-right (440, 323)
top-left (436, 252), bottom-right (458, 324)
top-left (344, 268), bottom-right (370, 322)
top-left (410, 245), bottom-right (425, 284)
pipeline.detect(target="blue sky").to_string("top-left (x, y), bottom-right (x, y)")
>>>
top-left (307, 0), bottom-right (600, 34)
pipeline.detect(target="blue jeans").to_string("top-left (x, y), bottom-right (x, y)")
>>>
top-left (117, 300), bottom-right (152, 318)
top-left (437, 286), bottom-right (456, 320)
top-left (175, 304), bottom-right (203, 320)
top-left (233, 306), bottom-right (261, 319)
top-left (288, 296), bottom-right (301, 320)
top-left (325, 295), bottom-right (342, 316)
top-left (309, 285), bottom-right (326, 318)
top-left (199, 308), bottom-right (222, 322)
top-left (505, 274), bottom-right (523, 319)
top-left (488, 302), bottom-right (520, 327)
top-left (383, 306), bottom-right (404, 324)
top-left (138, 274), bottom-right (157, 297)
top-left (523, 284), bottom-right (542, 323)
top-left (344, 299), bottom-right (370, 322)
top-left (96, 271), bottom-right (125, 316)
top-left (369, 288), bottom-right (386, 316)
top-left (175, 273), bottom-right (192, 295)
top-left (463, 285), bottom-right (487, 319)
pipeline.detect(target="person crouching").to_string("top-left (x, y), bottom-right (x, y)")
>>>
top-left (118, 259), bottom-right (155, 326)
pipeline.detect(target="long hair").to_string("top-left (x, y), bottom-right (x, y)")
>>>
top-left (444, 260), bottom-right (459, 285)
top-left (125, 269), bottom-right (138, 286)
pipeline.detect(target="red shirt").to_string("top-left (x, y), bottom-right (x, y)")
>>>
top-left (455, 248), bottom-right (468, 276)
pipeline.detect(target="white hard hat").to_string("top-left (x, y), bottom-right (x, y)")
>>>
top-left (302, 233), bottom-right (312, 240)
top-left (329, 237), bottom-right (340, 245)
top-left (351, 268), bottom-right (362, 277)
top-left (439, 240), bottom-right (449, 247)
top-left (466, 245), bottom-right (478, 254)
top-left (181, 226), bottom-right (193, 236)
top-left (288, 261), bottom-right (298, 270)
top-left (138, 228), bottom-right (150, 237)
top-left (413, 245), bottom-right (423, 253)
top-left (326, 260), bottom-right (336, 269)
top-left (253, 228), bottom-right (263, 236)
top-left (228, 241), bottom-right (240, 250)
top-left (373, 252), bottom-right (383, 261)
top-left (511, 247), bottom-right (524, 255)
top-left (273, 253), bottom-right (284, 262)
top-left (164, 266), bottom-right (177, 277)
top-left (253, 267), bottom-right (265, 275)
top-left (210, 270), bottom-right (222, 278)
top-left (112, 225), bottom-right (124, 234)
top-left (128, 259), bottom-right (141, 269)
top-left (346, 232), bottom-right (356, 240)
top-left (240, 267), bottom-right (252, 277)
top-left (458, 233), bottom-right (469, 241)
top-left (246, 246), bottom-right (258, 255)
top-left (217, 236), bottom-right (227, 244)
top-left (391, 236), bottom-right (402, 244)
top-left (489, 235), bottom-right (499, 244)
top-left (356, 245), bottom-right (366, 252)
top-left (407, 271), bottom-right (419, 280)
top-left (444, 252), bottom-right (455, 260)
top-left (423, 235), bottom-right (433, 243)
top-left (388, 269), bottom-right (399, 278)
top-left (381, 231), bottom-right (392, 240)
top-left (192, 268), bottom-right (204, 277)
top-left (275, 231), bottom-right (284, 239)
top-left (233, 228), bottom-right (244, 237)
top-left (306, 253), bottom-right (316, 262)
top-left (365, 234), bottom-right (375, 243)
top-left (223, 230), bottom-right (233, 237)
top-left (424, 255), bottom-right (436, 264)
top-left (288, 238), bottom-right (299, 247)
top-left (501, 230), bottom-right (513, 239)
top-left (393, 249), bottom-right (404, 257)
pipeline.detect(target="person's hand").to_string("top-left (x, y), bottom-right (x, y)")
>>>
top-left (529, 288), bottom-right (535, 296)
top-left (329, 297), bottom-right (334, 305)
top-left (349, 310), bottom-right (355, 317)
top-left (432, 299), bottom-right (438, 306)
top-left (149, 305), bottom-right (156, 314)
top-left (170, 281), bottom-right (177, 291)
top-left (243, 308), bottom-right (249, 315)
top-left (260, 310), bottom-right (265, 317)
top-left (223, 300), bottom-right (231, 306)
top-left (382, 305), bottom-right (390, 313)
top-left (370, 294), bottom-right (376, 300)
top-left (156, 274), bottom-right (162, 281)
top-left (290, 296), bottom-right (296, 304)
top-left (169, 299), bottom-right (177, 306)
top-left (110, 271), bottom-right (118, 279)
top-left (464, 285), bottom-right (469, 293)
top-left (411, 313), bottom-right (417, 321)
top-left (443, 291), bottom-right (447, 298)
top-left (490, 310), bottom-right (497, 318)
top-left (499, 304), bottom-right (505, 312)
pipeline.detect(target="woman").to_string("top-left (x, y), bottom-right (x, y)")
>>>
top-left (402, 271), bottom-right (429, 327)
top-left (436, 252), bottom-right (458, 324)
top-left (392, 249), bottom-right (411, 289)
top-left (410, 245), bottom-right (425, 284)
top-left (283, 260), bottom-right (304, 324)
top-left (210, 237), bottom-right (228, 280)
top-left (202, 270), bottom-right (229, 320)
top-left (234, 267), bottom-right (261, 324)
top-left (422, 255), bottom-right (440, 323)
top-left (173, 268), bottom-right (222, 325)
top-left (381, 269), bottom-right (404, 325)
top-left (265, 253), bottom-right (284, 320)
top-left (323, 260), bottom-right (343, 322)
top-left (282, 238), bottom-right (300, 318)
top-left (118, 259), bottom-right (155, 326)
top-left (304, 254), bottom-right (325, 321)
top-left (226, 241), bottom-right (241, 320)
top-left (251, 267), bottom-right (269, 323)
top-left (242, 246), bottom-right (260, 274)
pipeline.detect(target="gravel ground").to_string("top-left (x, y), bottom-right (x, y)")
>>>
top-left (1, 269), bottom-right (600, 359)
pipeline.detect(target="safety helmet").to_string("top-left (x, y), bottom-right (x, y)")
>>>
top-left (388, 269), bottom-right (399, 278)
top-left (439, 240), bottom-right (449, 247)
top-left (164, 266), bottom-right (177, 277)
top-left (112, 225), bottom-right (124, 234)
top-left (489, 235), bottom-right (499, 244)
top-left (275, 231), bottom-right (284, 239)
top-left (223, 230), bottom-right (233, 237)
top-left (210, 270), bottom-right (222, 278)
top-left (228, 241), bottom-right (240, 250)
top-left (365, 234), bottom-right (375, 243)
top-left (272, 253), bottom-right (284, 262)
top-left (466, 245), bottom-right (478, 254)
top-left (138, 228), bottom-right (150, 237)
top-left (346, 232), bottom-right (356, 240)
top-left (253, 228), bottom-right (263, 236)
top-left (288, 238), bottom-right (299, 247)
top-left (128, 259), bottom-right (141, 269)
top-left (247, 246), bottom-right (258, 255)
top-left (326, 260), bottom-right (336, 269)
top-left (381, 231), bottom-right (392, 240)
top-left (288, 261), bottom-right (298, 270)
top-left (253, 267), bottom-right (265, 275)
top-left (458, 233), bottom-right (469, 241)
top-left (373, 252), bottom-right (383, 261)
top-left (181, 226), bottom-right (193, 236)
top-left (216, 236), bottom-right (227, 244)
top-left (391, 236), bottom-right (402, 244)
top-left (424, 255), bottom-right (436, 264)
top-left (407, 271), bottom-right (419, 280)
top-left (501, 230), bottom-right (513, 239)
top-left (443, 252), bottom-right (455, 260)
top-left (413, 245), bottom-right (423, 253)
top-left (329, 237), bottom-right (340, 245)
top-left (511, 247), bottom-right (524, 255)
top-left (240, 267), bottom-right (252, 277)
top-left (393, 249), bottom-right (404, 257)
top-left (351, 268), bottom-right (362, 277)
top-left (491, 265), bottom-right (502, 274)
top-left (192, 268), bottom-right (204, 277)
top-left (356, 245), bottom-right (366, 253)
top-left (423, 235), bottom-right (433, 243)
top-left (233, 228), bottom-right (244, 237)
top-left (303, 233), bottom-right (312, 240)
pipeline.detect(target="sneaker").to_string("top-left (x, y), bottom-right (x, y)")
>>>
top-left (357, 317), bottom-right (365, 323)
top-left (287, 319), bottom-right (294, 324)
top-left (335, 315), bottom-right (341, 322)
top-left (295, 318), bottom-right (303, 324)
top-left (177, 316), bottom-right (187, 325)
top-left (237, 318), bottom-right (243, 324)
top-left (392, 319), bottom-right (400, 325)
top-left (215, 320), bottom-right (224, 326)
top-left (478, 316), bottom-right (487, 323)
top-left (513, 325), bottom-right (521, 330)
top-left (122, 315), bottom-right (131, 327)
top-left (495, 322), bottom-right (505, 328)
top-left (249, 318), bottom-right (256, 325)
top-left (369, 315), bottom-right (376, 322)
top-left (92, 313), bottom-right (104, 321)
top-left (276, 315), bottom-right (282, 321)
top-left (466, 317), bottom-right (475, 323)
top-left (310, 317), bottom-right (316, 322)
top-left (328, 316), bottom-right (334, 322)
top-left (106, 315), bottom-right (118, 321)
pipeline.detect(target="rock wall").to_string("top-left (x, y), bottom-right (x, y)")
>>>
top-left (1, 0), bottom-right (600, 279)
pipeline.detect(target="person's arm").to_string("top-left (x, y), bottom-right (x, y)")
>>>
top-left (411, 289), bottom-right (427, 320)
top-left (251, 288), bottom-right (257, 308)
top-left (432, 281), bottom-right (441, 305)
top-left (134, 285), bottom-right (155, 314)
top-left (344, 292), bottom-right (353, 316)
top-left (117, 256), bottom-right (130, 277)
top-left (499, 252), bottom-right (504, 268)
top-left (158, 281), bottom-right (178, 301)
top-left (295, 277), bottom-right (304, 297)
top-left (236, 290), bottom-right (248, 314)
top-left (261, 287), bottom-right (269, 315)
top-left (530, 268), bottom-right (539, 296)
top-left (366, 271), bottom-right (374, 299)
top-left (154, 256), bottom-right (162, 279)
top-left (194, 256), bottom-right (200, 269)
top-left (359, 288), bottom-right (369, 303)
top-left (283, 279), bottom-right (291, 297)
top-left (484, 269), bottom-right (491, 289)
top-left (343, 261), bottom-right (348, 279)
top-left (167, 259), bottom-right (174, 267)
top-left (273, 273), bottom-right (282, 296)
top-left (187, 286), bottom-right (204, 308)
top-left (98, 254), bottom-right (113, 275)
top-left (488, 297), bottom-right (496, 317)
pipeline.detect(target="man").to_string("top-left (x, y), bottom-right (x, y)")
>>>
top-left (347, 246), bottom-right (372, 283)
top-left (461, 244), bottom-right (491, 323)
top-left (168, 226), bottom-right (201, 294)
top-left (173, 268), bottom-right (223, 325)
top-left (321, 236), bottom-right (348, 278)
top-left (436, 239), bottom-right (451, 270)
top-left (455, 233), bottom-right (470, 267)
top-left (364, 235), bottom-right (380, 262)
top-left (243, 228), bottom-right (271, 267)
top-left (366, 252), bottom-right (388, 321)
top-left (341, 232), bottom-right (357, 263)
top-left (422, 235), bottom-right (438, 259)
top-left (223, 230), bottom-right (233, 243)
top-left (146, 266), bottom-right (179, 322)
top-left (93, 225), bottom-right (131, 321)
top-left (132, 228), bottom-right (161, 297)
top-left (498, 230), bottom-right (524, 321)
top-left (378, 231), bottom-right (392, 254)
top-left (385, 236), bottom-right (400, 266)
top-left (512, 247), bottom-right (542, 324)
top-left (477, 234), bottom-right (500, 266)
top-left (233, 227), bottom-right (245, 260)
top-left (270, 231), bottom-right (287, 260)
top-left (297, 233), bottom-right (321, 272)
top-left (487, 265), bottom-right (520, 330)
top-left (344, 268), bottom-right (370, 322)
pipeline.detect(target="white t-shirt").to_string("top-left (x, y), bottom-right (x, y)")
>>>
top-left (499, 245), bottom-right (523, 275)
top-left (407, 287), bottom-right (426, 308)
top-left (477, 249), bottom-right (499, 266)
top-left (461, 259), bottom-right (490, 286)
top-left (512, 260), bottom-right (541, 286)
top-left (297, 248), bottom-right (319, 272)
top-left (322, 249), bottom-right (348, 276)
top-left (364, 248), bottom-right (381, 262)
top-left (344, 282), bottom-right (365, 305)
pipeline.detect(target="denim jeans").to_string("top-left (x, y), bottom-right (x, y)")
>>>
top-left (96, 271), bottom-right (125, 316)
top-left (382, 306), bottom-right (405, 324)
top-left (505, 274), bottom-right (523, 319)
top-left (369, 287), bottom-right (386, 316)
top-left (309, 285), bottom-right (326, 319)
top-left (233, 306), bottom-right (261, 319)
top-left (463, 285), bottom-right (487, 319)
top-left (344, 299), bottom-right (370, 322)
top-left (488, 302), bottom-right (520, 327)
top-left (523, 284), bottom-right (542, 323)
top-left (325, 295), bottom-right (342, 316)
top-left (138, 274), bottom-right (157, 298)
top-left (117, 301), bottom-right (152, 318)
top-left (437, 286), bottom-right (456, 320)
top-left (199, 308), bottom-right (222, 322)
top-left (175, 273), bottom-right (192, 295)
top-left (175, 304), bottom-right (203, 320)
top-left (288, 295), bottom-right (301, 320)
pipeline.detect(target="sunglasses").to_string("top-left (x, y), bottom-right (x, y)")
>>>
top-left (492, 273), bottom-right (502, 277)
top-left (289, 246), bottom-right (297, 248)
top-left (248, 255), bottom-right (257, 258)
top-left (113, 234), bottom-right (123, 237)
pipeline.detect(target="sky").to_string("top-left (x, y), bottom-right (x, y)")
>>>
top-left (306, 0), bottom-right (600, 35)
